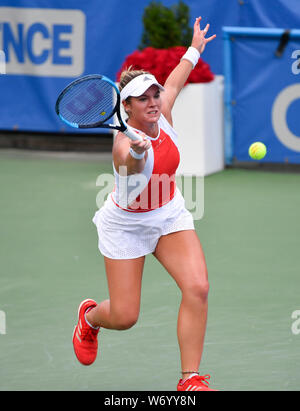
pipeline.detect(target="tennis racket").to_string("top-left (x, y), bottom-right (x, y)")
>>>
top-left (55, 74), bottom-right (142, 141)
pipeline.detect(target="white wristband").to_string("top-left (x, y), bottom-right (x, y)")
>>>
top-left (129, 147), bottom-right (145, 160)
top-left (181, 46), bottom-right (200, 68)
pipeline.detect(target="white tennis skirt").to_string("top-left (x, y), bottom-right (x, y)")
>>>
top-left (92, 188), bottom-right (194, 259)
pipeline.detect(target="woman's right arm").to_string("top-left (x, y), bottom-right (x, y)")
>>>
top-left (113, 133), bottom-right (151, 175)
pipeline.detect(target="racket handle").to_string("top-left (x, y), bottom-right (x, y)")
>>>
top-left (123, 126), bottom-right (143, 141)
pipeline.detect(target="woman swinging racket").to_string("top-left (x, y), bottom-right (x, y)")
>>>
top-left (73, 17), bottom-right (217, 391)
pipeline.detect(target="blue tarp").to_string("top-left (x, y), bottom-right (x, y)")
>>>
top-left (223, 27), bottom-right (300, 164)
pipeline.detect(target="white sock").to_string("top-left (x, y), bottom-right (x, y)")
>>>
top-left (84, 307), bottom-right (100, 330)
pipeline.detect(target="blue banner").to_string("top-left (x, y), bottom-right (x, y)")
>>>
top-left (0, 0), bottom-right (150, 133)
top-left (0, 0), bottom-right (300, 135)
top-left (230, 30), bottom-right (300, 163)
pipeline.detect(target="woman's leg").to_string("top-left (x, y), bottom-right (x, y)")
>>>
top-left (86, 256), bottom-right (145, 330)
top-left (153, 230), bottom-right (209, 378)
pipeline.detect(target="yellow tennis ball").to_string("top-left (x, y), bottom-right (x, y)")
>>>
top-left (248, 142), bottom-right (267, 160)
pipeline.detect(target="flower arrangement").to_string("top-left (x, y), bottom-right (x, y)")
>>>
top-left (116, 46), bottom-right (214, 85)
top-left (116, 1), bottom-right (214, 85)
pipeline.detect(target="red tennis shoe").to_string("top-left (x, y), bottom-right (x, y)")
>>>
top-left (72, 299), bottom-right (100, 366)
top-left (177, 374), bottom-right (217, 391)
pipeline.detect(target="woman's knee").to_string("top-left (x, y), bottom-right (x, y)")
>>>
top-left (111, 309), bottom-right (139, 330)
top-left (182, 278), bottom-right (210, 302)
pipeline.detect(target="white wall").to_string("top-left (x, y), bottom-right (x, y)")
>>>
top-left (173, 75), bottom-right (225, 177)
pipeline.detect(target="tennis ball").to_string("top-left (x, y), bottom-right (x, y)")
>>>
top-left (248, 142), bottom-right (267, 160)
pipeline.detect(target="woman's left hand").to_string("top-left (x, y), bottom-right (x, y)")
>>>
top-left (191, 16), bottom-right (216, 54)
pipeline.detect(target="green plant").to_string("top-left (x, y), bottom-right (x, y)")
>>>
top-left (139, 0), bottom-right (193, 49)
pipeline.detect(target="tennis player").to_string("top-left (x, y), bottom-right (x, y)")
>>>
top-left (73, 17), bottom-right (217, 391)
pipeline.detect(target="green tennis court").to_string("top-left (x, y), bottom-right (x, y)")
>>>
top-left (0, 149), bottom-right (299, 391)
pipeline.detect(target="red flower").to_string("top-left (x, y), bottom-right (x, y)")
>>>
top-left (116, 47), bottom-right (214, 85)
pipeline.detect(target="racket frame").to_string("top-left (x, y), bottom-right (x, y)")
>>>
top-left (55, 74), bottom-right (142, 141)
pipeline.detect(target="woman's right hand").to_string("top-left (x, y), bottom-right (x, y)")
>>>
top-left (130, 134), bottom-right (151, 155)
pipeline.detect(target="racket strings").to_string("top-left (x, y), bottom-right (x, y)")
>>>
top-left (58, 79), bottom-right (117, 127)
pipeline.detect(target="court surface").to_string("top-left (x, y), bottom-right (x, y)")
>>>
top-left (0, 149), bottom-right (299, 391)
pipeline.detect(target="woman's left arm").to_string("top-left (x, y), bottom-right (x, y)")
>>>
top-left (162, 17), bottom-right (216, 124)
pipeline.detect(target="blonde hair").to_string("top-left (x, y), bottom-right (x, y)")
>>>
top-left (118, 66), bottom-right (151, 97)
